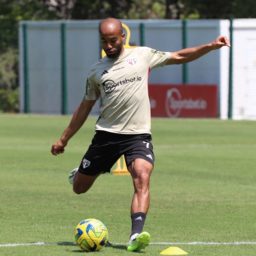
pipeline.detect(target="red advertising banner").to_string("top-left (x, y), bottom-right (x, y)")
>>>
top-left (149, 84), bottom-right (218, 118)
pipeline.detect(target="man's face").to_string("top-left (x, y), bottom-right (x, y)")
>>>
top-left (100, 32), bottom-right (125, 59)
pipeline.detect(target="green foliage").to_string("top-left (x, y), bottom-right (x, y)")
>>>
top-left (0, 1), bottom-right (56, 112)
top-left (127, 0), bottom-right (165, 19)
top-left (0, 88), bottom-right (19, 112)
top-left (0, 0), bottom-right (57, 51)
top-left (0, 48), bottom-right (19, 112)
top-left (182, 0), bottom-right (256, 19)
top-left (232, 0), bottom-right (256, 18)
top-left (72, 0), bottom-right (169, 19)
top-left (182, 0), bottom-right (233, 19)
top-left (71, 0), bottom-right (134, 19)
top-left (0, 48), bottom-right (18, 89)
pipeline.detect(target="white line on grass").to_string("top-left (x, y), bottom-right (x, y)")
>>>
top-left (0, 242), bottom-right (46, 247)
top-left (150, 241), bottom-right (256, 246)
top-left (1, 241), bottom-right (256, 248)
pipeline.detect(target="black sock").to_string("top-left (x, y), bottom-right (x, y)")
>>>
top-left (130, 212), bottom-right (146, 238)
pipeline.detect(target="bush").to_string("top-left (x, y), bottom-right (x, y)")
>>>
top-left (0, 48), bottom-right (18, 89)
top-left (0, 88), bottom-right (19, 112)
top-left (0, 48), bottom-right (19, 112)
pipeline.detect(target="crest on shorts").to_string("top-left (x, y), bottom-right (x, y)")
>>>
top-left (82, 158), bottom-right (91, 169)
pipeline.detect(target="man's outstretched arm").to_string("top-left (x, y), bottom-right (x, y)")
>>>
top-left (166, 36), bottom-right (230, 65)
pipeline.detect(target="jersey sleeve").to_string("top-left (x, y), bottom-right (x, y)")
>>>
top-left (143, 47), bottom-right (171, 69)
top-left (84, 74), bottom-right (100, 101)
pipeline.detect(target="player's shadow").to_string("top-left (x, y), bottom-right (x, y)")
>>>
top-left (108, 243), bottom-right (146, 254)
top-left (57, 241), bottom-right (129, 252)
top-left (57, 241), bottom-right (76, 246)
top-left (107, 242), bottom-right (145, 253)
top-left (106, 241), bottom-right (127, 251)
top-left (57, 241), bottom-right (82, 253)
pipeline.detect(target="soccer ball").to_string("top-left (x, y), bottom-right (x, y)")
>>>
top-left (74, 218), bottom-right (109, 251)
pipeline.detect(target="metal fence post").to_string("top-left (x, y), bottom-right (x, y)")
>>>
top-left (139, 23), bottom-right (145, 46)
top-left (228, 17), bottom-right (234, 119)
top-left (60, 23), bottom-right (68, 115)
top-left (22, 23), bottom-right (30, 113)
top-left (182, 19), bottom-right (188, 84)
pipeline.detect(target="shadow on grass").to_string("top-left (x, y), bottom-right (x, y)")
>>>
top-left (57, 241), bottom-right (130, 252)
top-left (57, 241), bottom-right (82, 253)
top-left (106, 241), bottom-right (127, 251)
top-left (107, 242), bottom-right (145, 253)
top-left (57, 241), bottom-right (76, 246)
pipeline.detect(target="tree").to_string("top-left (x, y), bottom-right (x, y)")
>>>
top-left (71, 0), bottom-right (133, 19)
top-left (44, 0), bottom-right (165, 20)
top-left (43, 0), bottom-right (77, 19)
top-left (165, 0), bottom-right (184, 19)
top-left (126, 0), bottom-right (165, 19)
top-left (181, 0), bottom-right (256, 19)
top-left (0, 0), bottom-right (56, 52)
top-left (232, 0), bottom-right (256, 18)
top-left (182, 0), bottom-right (233, 19)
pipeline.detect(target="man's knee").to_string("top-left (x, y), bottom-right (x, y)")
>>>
top-left (72, 172), bottom-right (98, 194)
top-left (136, 164), bottom-right (153, 181)
top-left (73, 184), bottom-right (89, 194)
top-left (134, 169), bottom-right (152, 193)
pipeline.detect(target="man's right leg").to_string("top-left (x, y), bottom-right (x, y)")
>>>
top-left (73, 171), bottom-right (99, 194)
top-left (127, 158), bottom-right (153, 252)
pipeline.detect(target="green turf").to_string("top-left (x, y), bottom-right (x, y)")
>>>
top-left (0, 114), bottom-right (256, 256)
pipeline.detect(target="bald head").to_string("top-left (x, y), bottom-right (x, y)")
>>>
top-left (99, 18), bottom-right (123, 35)
top-left (99, 18), bottom-right (125, 59)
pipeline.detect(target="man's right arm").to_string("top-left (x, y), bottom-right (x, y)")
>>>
top-left (51, 99), bottom-right (96, 155)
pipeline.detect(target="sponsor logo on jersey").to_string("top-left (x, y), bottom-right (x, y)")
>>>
top-left (102, 79), bottom-right (117, 94)
top-left (102, 76), bottom-right (142, 94)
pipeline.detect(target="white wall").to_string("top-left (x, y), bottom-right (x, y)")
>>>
top-left (232, 19), bottom-right (256, 120)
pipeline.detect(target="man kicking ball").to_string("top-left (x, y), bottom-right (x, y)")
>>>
top-left (51, 17), bottom-right (230, 252)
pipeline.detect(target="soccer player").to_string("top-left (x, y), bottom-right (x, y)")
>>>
top-left (51, 17), bottom-right (230, 252)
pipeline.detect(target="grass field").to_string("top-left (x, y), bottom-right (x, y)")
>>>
top-left (0, 114), bottom-right (256, 256)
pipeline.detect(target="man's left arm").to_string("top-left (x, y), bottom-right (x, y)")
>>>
top-left (165, 36), bottom-right (230, 65)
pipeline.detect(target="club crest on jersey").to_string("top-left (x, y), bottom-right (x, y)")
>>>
top-left (126, 58), bottom-right (137, 65)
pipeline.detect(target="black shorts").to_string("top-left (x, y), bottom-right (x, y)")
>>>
top-left (78, 131), bottom-right (154, 176)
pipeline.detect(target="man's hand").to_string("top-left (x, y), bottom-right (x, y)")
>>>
top-left (51, 139), bottom-right (67, 156)
top-left (211, 36), bottom-right (231, 49)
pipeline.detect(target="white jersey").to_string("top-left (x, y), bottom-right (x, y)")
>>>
top-left (84, 47), bottom-right (171, 134)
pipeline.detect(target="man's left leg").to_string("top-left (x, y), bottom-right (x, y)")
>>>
top-left (127, 158), bottom-right (153, 252)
